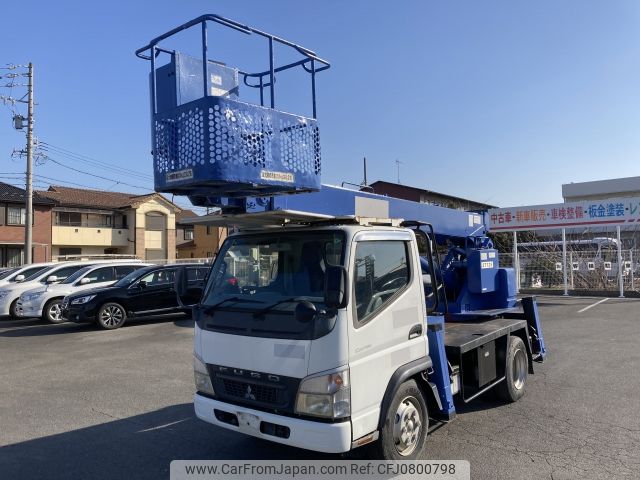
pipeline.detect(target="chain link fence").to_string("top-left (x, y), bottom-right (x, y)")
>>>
top-left (492, 228), bottom-right (639, 296)
top-left (499, 250), bottom-right (638, 294)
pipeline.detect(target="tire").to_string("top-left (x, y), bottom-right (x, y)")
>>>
top-left (97, 302), bottom-right (127, 330)
top-left (44, 299), bottom-right (65, 324)
top-left (371, 379), bottom-right (428, 460)
top-left (496, 335), bottom-right (528, 402)
top-left (9, 299), bottom-right (19, 318)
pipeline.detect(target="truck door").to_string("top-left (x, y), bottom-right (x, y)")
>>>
top-left (348, 231), bottom-right (427, 441)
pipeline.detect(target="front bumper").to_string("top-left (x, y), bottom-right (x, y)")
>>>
top-left (194, 393), bottom-right (352, 454)
top-left (16, 298), bottom-right (43, 318)
top-left (0, 296), bottom-right (14, 316)
top-left (62, 302), bottom-right (98, 323)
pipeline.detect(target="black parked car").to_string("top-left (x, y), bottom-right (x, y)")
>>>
top-left (62, 264), bottom-right (209, 329)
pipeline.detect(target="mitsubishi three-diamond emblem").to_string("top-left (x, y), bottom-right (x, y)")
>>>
top-left (245, 385), bottom-right (256, 401)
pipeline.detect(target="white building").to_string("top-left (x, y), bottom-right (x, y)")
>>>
top-left (563, 176), bottom-right (640, 202)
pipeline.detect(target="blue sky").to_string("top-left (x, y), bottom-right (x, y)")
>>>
top-left (1, 0), bottom-right (639, 210)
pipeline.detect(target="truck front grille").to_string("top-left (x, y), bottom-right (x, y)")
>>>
top-left (221, 379), bottom-right (279, 404)
top-left (207, 364), bottom-right (300, 414)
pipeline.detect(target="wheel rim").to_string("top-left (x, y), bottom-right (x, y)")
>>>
top-left (512, 348), bottom-right (527, 390)
top-left (48, 303), bottom-right (62, 322)
top-left (100, 305), bottom-right (124, 327)
top-left (393, 396), bottom-right (422, 456)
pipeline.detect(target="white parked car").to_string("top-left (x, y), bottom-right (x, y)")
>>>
top-left (0, 263), bottom-right (56, 288)
top-left (18, 262), bottom-right (149, 323)
top-left (0, 261), bottom-right (131, 318)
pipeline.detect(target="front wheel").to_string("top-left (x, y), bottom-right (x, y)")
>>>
top-left (9, 299), bottom-right (20, 318)
top-left (496, 335), bottom-right (528, 402)
top-left (44, 299), bottom-right (66, 324)
top-left (372, 379), bottom-right (428, 460)
top-left (97, 303), bottom-right (127, 330)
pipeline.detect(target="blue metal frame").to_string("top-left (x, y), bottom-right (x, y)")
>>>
top-left (426, 315), bottom-right (456, 419)
top-left (137, 14), bottom-right (330, 199)
top-left (136, 14), bottom-right (330, 119)
top-left (241, 184), bottom-right (488, 241)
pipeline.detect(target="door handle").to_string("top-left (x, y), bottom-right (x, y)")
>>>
top-left (408, 324), bottom-right (423, 340)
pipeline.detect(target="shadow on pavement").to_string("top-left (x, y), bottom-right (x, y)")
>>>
top-left (0, 320), bottom-right (91, 337)
top-left (0, 314), bottom-right (193, 337)
top-left (0, 403), bottom-right (334, 480)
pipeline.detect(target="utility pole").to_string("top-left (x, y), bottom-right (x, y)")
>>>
top-left (395, 159), bottom-right (402, 184)
top-left (24, 63), bottom-right (34, 264)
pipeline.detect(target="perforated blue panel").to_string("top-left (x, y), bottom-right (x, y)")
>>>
top-left (152, 96), bottom-right (321, 201)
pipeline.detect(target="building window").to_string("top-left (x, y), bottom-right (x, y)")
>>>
top-left (206, 251), bottom-right (213, 258)
top-left (206, 225), bottom-right (213, 235)
top-left (6, 247), bottom-right (23, 267)
top-left (184, 228), bottom-right (194, 240)
top-left (7, 206), bottom-right (26, 225)
top-left (55, 212), bottom-right (114, 227)
top-left (59, 247), bottom-right (82, 257)
top-left (56, 212), bottom-right (82, 226)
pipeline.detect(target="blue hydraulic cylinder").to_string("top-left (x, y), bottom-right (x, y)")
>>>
top-left (426, 314), bottom-right (456, 420)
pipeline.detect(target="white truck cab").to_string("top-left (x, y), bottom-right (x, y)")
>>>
top-left (194, 223), bottom-right (433, 457)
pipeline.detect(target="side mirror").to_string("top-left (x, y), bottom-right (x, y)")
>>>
top-left (14, 274), bottom-right (25, 282)
top-left (79, 277), bottom-right (91, 285)
top-left (46, 275), bottom-right (58, 284)
top-left (294, 300), bottom-right (317, 323)
top-left (324, 265), bottom-right (348, 309)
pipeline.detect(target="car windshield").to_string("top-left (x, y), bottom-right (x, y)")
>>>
top-left (62, 266), bottom-right (93, 284)
top-left (201, 231), bottom-right (344, 340)
top-left (0, 268), bottom-right (18, 280)
top-left (114, 268), bottom-right (149, 287)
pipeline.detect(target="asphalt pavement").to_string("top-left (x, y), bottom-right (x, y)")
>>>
top-left (0, 297), bottom-right (639, 480)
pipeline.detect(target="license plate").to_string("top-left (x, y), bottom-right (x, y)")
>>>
top-left (236, 412), bottom-right (261, 433)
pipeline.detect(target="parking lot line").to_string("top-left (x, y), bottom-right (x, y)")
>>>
top-left (577, 297), bottom-right (609, 313)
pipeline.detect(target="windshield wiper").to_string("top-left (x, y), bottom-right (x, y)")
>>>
top-left (252, 297), bottom-right (304, 319)
top-left (204, 296), bottom-right (261, 315)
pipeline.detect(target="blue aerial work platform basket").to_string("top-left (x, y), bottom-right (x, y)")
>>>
top-left (136, 14), bottom-right (330, 207)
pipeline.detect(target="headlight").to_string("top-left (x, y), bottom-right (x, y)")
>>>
top-left (194, 354), bottom-right (215, 395)
top-left (70, 294), bottom-right (96, 305)
top-left (295, 367), bottom-right (350, 419)
top-left (22, 291), bottom-right (44, 302)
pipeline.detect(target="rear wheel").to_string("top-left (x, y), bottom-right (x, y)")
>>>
top-left (497, 335), bottom-right (527, 402)
top-left (97, 303), bottom-right (127, 330)
top-left (44, 299), bottom-right (65, 324)
top-left (372, 379), bottom-right (428, 460)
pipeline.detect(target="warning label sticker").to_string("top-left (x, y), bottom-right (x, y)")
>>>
top-left (260, 170), bottom-right (295, 183)
top-left (166, 169), bottom-right (193, 182)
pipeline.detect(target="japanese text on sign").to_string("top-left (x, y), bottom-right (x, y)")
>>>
top-left (488, 197), bottom-right (640, 231)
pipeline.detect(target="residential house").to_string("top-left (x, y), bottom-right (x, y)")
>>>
top-left (0, 182), bottom-right (53, 266)
top-left (175, 209), bottom-right (197, 254)
top-left (38, 186), bottom-right (181, 261)
top-left (176, 211), bottom-right (227, 260)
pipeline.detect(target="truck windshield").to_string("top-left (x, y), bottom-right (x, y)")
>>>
top-left (200, 231), bottom-right (344, 339)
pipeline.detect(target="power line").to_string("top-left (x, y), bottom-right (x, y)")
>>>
top-left (44, 155), bottom-right (153, 191)
top-left (40, 142), bottom-right (153, 181)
